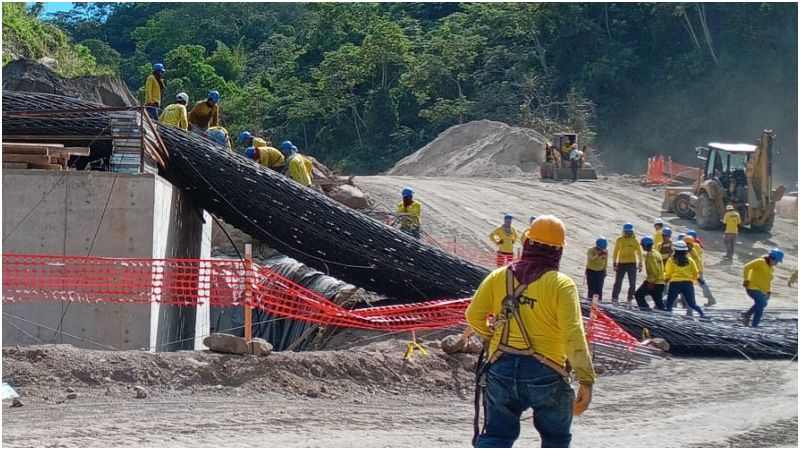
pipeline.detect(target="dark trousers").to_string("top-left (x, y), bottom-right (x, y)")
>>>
top-left (585, 269), bottom-right (605, 300)
top-left (634, 282), bottom-right (665, 310)
top-left (611, 263), bottom-right (637, 301)
top-left (665, 281), bottom-right (704, 316)
top-left (745, 289), bottom-right (768, 327)
top-left (570, 159), bottom-right (579, 181)
top-left (145, 105), bottom-right (159, 122)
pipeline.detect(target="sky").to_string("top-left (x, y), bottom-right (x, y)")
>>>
top-left (27, 2), bottom-right (76, 17)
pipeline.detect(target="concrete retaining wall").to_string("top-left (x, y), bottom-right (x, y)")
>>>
top-left (2, 170), bottom-right (211, 351)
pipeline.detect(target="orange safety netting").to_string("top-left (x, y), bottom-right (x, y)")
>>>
top-left (643, 155), bottom-right (702, 186)
top-left (2, 253), bottom-right (642, 347)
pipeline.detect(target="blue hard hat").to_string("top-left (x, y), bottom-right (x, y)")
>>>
top-left (596, 237), bottom-right (608, 250)
top-left (152, 63), bottom-right (165, 73)
top-left (208, 90), bottom-right (220, 102)
top-left (529, 215), bottom-right (537, 223)
top-left (640, 236), bottom-right (654, 246)
top-left (661, 227), bottom-right (672, 237)
top-left (623, 222), bottom-right (634, 232)
top-left (401, 187), bottom-right (414, 197)
top-left (239, 131), bottom-right (252, 143)
top-left (687, 229), bottom-right (698, 238)
top-left (768, 248), bottom-right (784, 263)
top-left (504, 214), bottom-right (513, 221)
top-left (244, 147), bottom-right (256, 159)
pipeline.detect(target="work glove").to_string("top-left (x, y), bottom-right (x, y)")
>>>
top-left (573, 383), bottom-right (593, 416)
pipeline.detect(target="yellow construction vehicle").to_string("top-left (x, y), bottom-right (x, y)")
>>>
top-left (540, 132), bottom-right (598, 180)
top-left (663, 130), bottom-right (785, 232)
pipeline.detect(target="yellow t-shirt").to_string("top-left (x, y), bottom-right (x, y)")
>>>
top-left (585, 247), bottom-right (608, 272)
top-left (644, 250), bottom-right (665, 284)
top-left (285, 154), bottom-right (312, 187)
top-left (722, 211), bottom-right (741, 234)
top-left (654, 229), bottom-right (664, 248)
top-left (613, 235), bottom-right (643, 264)
top-left (743, 257), bottom-right (774, 294)
top-left (144, 74), bottom-right (161, 105)
top-left (489, 226), bottom-right (519, 254)
top-left (188, 100), bottom-right (220, 129)
top-left (396, 200), bottom-right (421, 229)
top-left (159, 104), bottom-right (188, 130)
top-left (257, 146), bottom-right (285, 168)
top-left (664, 257), bottom-right (698, 283)
top-left (466, 268), bottom-right (596, 385)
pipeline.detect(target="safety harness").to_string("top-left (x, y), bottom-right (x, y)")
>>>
top-left (472, 269), bottom-right (570, 447)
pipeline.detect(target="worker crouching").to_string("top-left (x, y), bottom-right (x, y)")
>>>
top-left (467, 215), bottom-right (595, 448)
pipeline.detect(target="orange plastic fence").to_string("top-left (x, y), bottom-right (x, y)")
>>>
top-left (643, 156), bottom-right (702, 186)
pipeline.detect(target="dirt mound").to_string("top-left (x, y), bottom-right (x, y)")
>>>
top-left (388, 120), bottom-right (546, 177)
top-left (2, 59), bottom-right (137, 106)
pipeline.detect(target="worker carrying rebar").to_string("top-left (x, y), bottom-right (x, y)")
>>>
top-left (278, 140), bottom-right (313, 187)
top-left (188, 91), bottom-right (221, 133)
top-left (634, 236), bottom-right (665, 311)
top-left (489, 215), bottom-right (518, 267)
top-left (159, 92), bottom-right (189, 131)
top-left (741, 248), bottom-right (783, 327)
top-left (664, 240), bottom-right (705, 318)
top-left (396, 187), bottom-right (421, 239)
top-left (721, 205), bottom-right (741, 259)
top-left (240, 131), bottom-right (284, 170)
top-left (585, 237), bottom-right (608, 300)
top-left (466, 215), bottom-right (595, 448)
top-left (611, 222), bottom-right (643, 303)
top-left (144, 63), bottom-right (166, 122)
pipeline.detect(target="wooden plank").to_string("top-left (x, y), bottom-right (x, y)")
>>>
top-left (2, 135), bottom-right (115, 141)
top-left (28, 163), bottom-right (63, 170)
top-left (2, 147), bottom-right (50, 155)
top-left (3, 162), bottom-right (29, 169)
top-left (1, 142), bottom-right (64, 148)
top-left (58, 147), bottom-right (91, 156)
top-left (2, 154), bottom-right (51, 164)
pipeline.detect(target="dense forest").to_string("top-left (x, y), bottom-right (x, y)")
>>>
top-left (3, 2), bottom-right (797, 182)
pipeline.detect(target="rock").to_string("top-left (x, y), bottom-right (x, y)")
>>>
top-left (65, 387), bottom-right (76, 393)
top-left (36, 57), bottom-right (58, 70)
top-left (11, 398), bottom-right (24, 408)
top-left (441, 335), bottom-right (483, 355)
top-left (248, 338), bottom-right (273, 357)
top-left (66, 393), bottom-right (78, 400)
top-left (133, 386), bottom-right (147, 399)
top-left (203, 333), bottom-right (250, 355)
top-left (306, 389), bottom-right (319, 398)
top-left (328, 184), bottom-right (370, 209)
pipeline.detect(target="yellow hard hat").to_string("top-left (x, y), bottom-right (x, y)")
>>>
top-left (527, 215), bottom-right (566, 248)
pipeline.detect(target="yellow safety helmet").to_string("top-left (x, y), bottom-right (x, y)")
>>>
top-left (527, 215), bottom-right (566, 248)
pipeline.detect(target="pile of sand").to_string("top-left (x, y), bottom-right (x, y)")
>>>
top-left (388, 120), bottom-right (546, 177)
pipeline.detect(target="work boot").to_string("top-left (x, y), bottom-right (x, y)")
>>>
top-left (740, 312), bottom-right (751, 327)
top-left (704, 299), bottom-right (717, 307)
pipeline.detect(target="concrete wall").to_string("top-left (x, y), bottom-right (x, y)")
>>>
top-left (2, 170), bottom-right (211, 351)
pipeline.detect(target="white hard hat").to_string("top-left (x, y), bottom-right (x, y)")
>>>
top-left (653, 218), bottom-right (664, 225)
top-left (176, 92), bottom-right (189, 103)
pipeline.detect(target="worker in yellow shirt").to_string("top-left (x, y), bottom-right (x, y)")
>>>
top-left (684, 234), bottom-right (716, 308)
top-left (664, 240), bottom-right (704, 317)
top-left (520, 215), bottom-right (537, 244)
top-left (634, 236), bottom-right (665, 311)
top-left (188, 91), bottom-right (221, 133)
top-left (653, 218), bottom-right (664, 248)
top-left (240, 131), bottom-right (284, 169)
top-left (721, 204), bottom-right (741, 259)
top-left (396, 187), bottom-right (421, 238)
top-left (585, 237), bottom-right (608, 300)
top-left (466, 215), bottom-right (594, 448)
top-left (158, 92), bottom-right (189, 131)
top-left (144, 63), bottom-right (165, 122)
top-left (657, 227), bottom-right (674, 262)
top-left (611, 222), bottom-right (643, 303)
top-left (489, 215), bottom-right (518, 267)
top-left (278, 140), bottom-right (313, 187)
top-left (741, 248), bottom-right (783, 327)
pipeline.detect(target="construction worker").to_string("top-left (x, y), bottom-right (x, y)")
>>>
top-left (721, 205), bottom-right (741, 259)
top-left (658, 227), bottom-right (674, 262)
top-left (466, 215), bottom-right (595, 448)
top-left (664, 240), bottom-right (704, 317)
top-left (568, 144), bottom-right (583, 182)
top-left (585, 237), bottom-right (608, 300)
top-left (144, 63), bottom-right (165, 121)
top-left (520, 216), bottom-right (537, 244)
top-left (188, 91), bottom-right (221, 133)
top-left (489, 215), bottom-right (518, 267)
top-left (278, 140), bottom-right (313, 187)
top-left (611, 222), bottom-right (643, 303)
top-left (684, 234), bottom-right (716, 307)
top-left (634, 236), bottom-right (665, 311)
top-left (396, 187), bottom-right (421, 238)
top-left (240, 131), bottom-right (284, 169)
top-left (204, 126), bottom-right (232, 151)
top-left (741, 248), bottom-right (783, 327)
top-left (789, 269), bottom-right (798, 287)
top-left (158, 92), bottom-right (189, 131)
top-left (653, 218), bottom-right (664, 248)
top-left (559, 137), bottom-right (573, 166)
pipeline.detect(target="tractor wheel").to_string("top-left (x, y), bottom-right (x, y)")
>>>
top-left (750, 213), bottom-right (775, 233)
top-left (673, 193), bottom-right (695, 220)
top-left (695, 192), bottom-right (722, 230)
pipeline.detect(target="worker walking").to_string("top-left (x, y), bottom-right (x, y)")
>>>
top-left (684, 234), bottom-right (716, 307)
top-left (741, 248), bottom-right (783, 327)
top-left (721, 205), bottom-right (741, 259)
top-left (653, 218), bottom-right (664, 248)
top-left (241, 131), bottom-right (284, 170)
top-left (159, 92), bottom-right (189, 131)
top-left (634, 236), bottom-right (665, 310)
top-left (144, 63), bottom-right (165, 122)
top-left (490, 215), bottom-right (518, 267)
top-left (585, 237), bottom-right (608, 300)
top-left (611, 222), bottom-right (643, 303)
top-left (466, 215), bottom-right (595, 448)
top-left (396, 187), bottom-right (421, 238)
top-left (664, 240), bottom-right (704, 317)
top-left (188, 91), bottom-right (221, 133)
top-left (278, 140), bottom-right (313, 187)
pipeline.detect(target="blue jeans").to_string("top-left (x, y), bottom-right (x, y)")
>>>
top-left (401, 227), bottom-right (420, 239)
top-left (665, 281), bottom-right (704, 317)
top-left (476, 355), bottom-right (574, 448)
top-left (745, 289), bottom-right (769, 327)
top-left (146, 105), bottom-right (159, 122)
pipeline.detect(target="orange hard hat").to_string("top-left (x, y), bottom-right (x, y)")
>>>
top-left (527, 215), bottom-right (566, 248)
top-left (683, 236), bottom-right (695, 244)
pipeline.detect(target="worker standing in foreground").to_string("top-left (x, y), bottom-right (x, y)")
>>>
top-left (466, 215), bottom-right (595, 448)
top-left (741, 248), bottom-right (783, 327)
top-left (634, 236), bottom-right (665, 311)
top-left (158, 92), bottom-right (189, 131)
top-left (611, 222), bottom-right (643, 303)
top-left (684, 234), bottom-right (716, 308)
top-left (664, 240), bottom-right (704, 317)
top-left (653, 218), bottom-right (664, 248)
top-left (188, 91), bottom-right (221, 133)
top-left (396, 187), bottom-right (422, 238)
top-left (278, 140), bottom-right (313, 187)
top-left (721, 205), bottom-right (741, 259)
top-left (585, 237), bottom-right (608, 300)
top-left (144, 63), bottom-right (165, 121)
top-left (490, 215), bottom-right (519, 267)
top-left (241, 131), bottom-right (284, 170)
